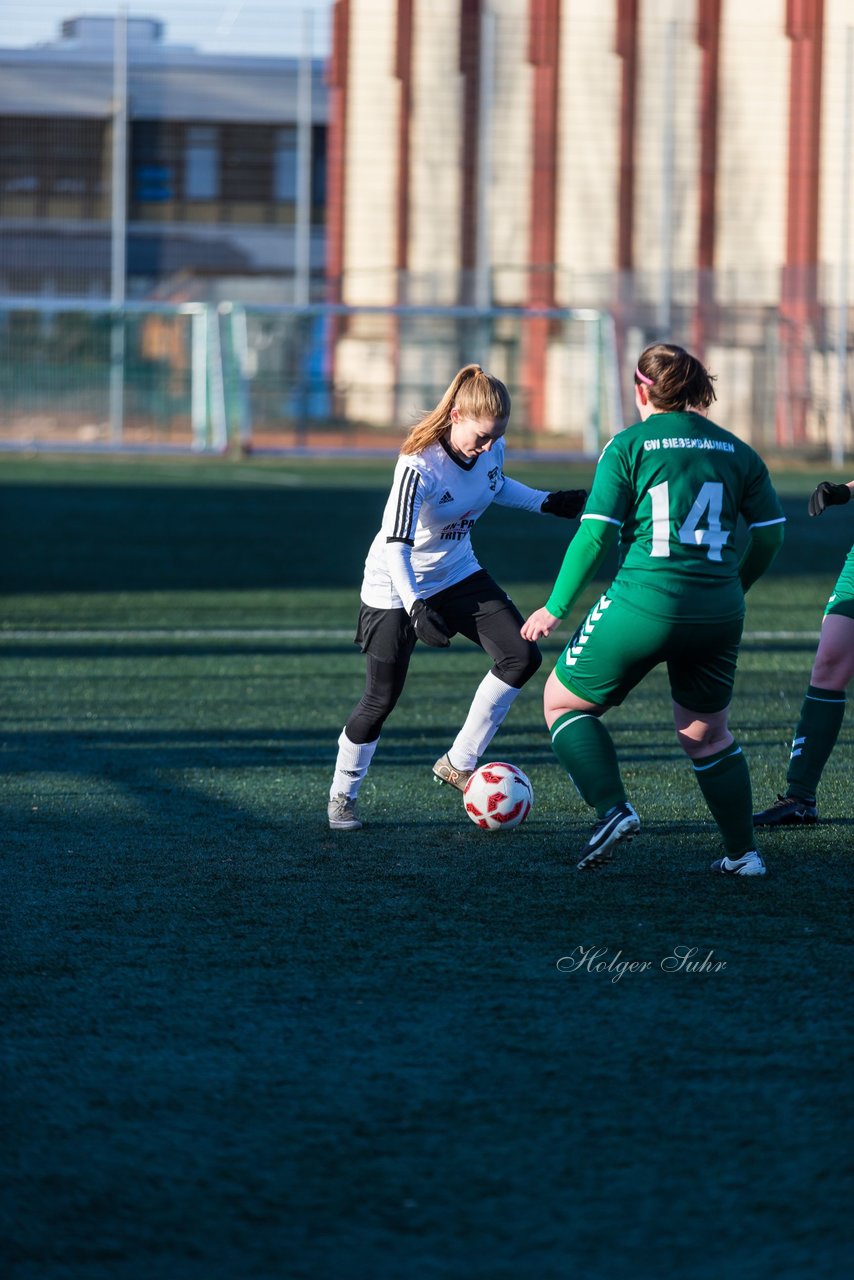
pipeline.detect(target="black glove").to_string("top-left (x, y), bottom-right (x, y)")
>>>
top-left (410, 599), bottom-right (451, 647)
top-left (541, 489), bottom-right (587, 519)
top-left (808, 481), bottom-right (851, 517)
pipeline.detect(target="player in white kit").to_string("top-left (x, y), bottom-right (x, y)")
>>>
top-left (327, 364), bottom-right (586, 829)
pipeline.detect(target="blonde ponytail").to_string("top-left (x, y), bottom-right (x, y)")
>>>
top-left (401, 364), bottom-right (511, 456)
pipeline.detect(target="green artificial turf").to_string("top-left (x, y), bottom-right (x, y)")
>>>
top-left (0, 453), bottom-right (851, 1279)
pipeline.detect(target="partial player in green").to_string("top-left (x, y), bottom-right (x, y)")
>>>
top-left (753, 478), bottom-right (854, 827)
top-left (522, 342), bottom-right (785, 876)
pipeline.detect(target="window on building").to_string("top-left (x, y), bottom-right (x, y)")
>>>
top-left (272, 125), bottom-right (326, 208)
top-left (274, 127), bottom-right (297, 202)
top-left (125, 119), bottom-right (326, 225)
top-left (221, 125), bottom-right (273, 203)
top-left (49, 120), bottom-right (103, 199)
top-left (312, 125), bottom-right (327, 208)
top-left (184, 126), bottom-right (219, 200)
top-left (0, 122), bottom-right (38, 193)
top-left (131, 121), bottom-right (180, 204)
top-left (0, 117), bottom-right (106, 215)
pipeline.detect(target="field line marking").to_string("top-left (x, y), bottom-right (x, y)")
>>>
top-left (0, 627), bottom-right (355, 640)
top-left (744, 630), bottom-right (819, 641)
top-left (0, 627), bottom-right (819, 642)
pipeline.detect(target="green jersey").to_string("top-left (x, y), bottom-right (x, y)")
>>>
top-left (825, 541), bottom-right (854, 619)
top-left (582, 411), bottom-right (785, 621)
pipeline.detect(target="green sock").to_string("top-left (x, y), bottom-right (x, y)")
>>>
top-left (785, 685), bottom-right (846, 802)
top-left (550, 711), bottom-right (625, 817)
top-left (691, 741), bottom-right (754, 855)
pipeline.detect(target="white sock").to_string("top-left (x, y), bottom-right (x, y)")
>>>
top-left (330, 729), bottom-right (379, 800)
top-left (448, 672), bottom-right (521, 770)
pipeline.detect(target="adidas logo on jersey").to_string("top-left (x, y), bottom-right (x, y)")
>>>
top-left (439, 490), bottom-right (454, 504)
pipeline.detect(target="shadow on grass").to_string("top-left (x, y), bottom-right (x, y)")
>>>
top-left (0, 642), bottom-right (362, 660)
top-left (2, 729), bottom-right (851, 1280)
top-left (3, 481), bottom-right (848, 598)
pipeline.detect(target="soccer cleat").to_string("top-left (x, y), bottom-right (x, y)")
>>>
top-left (327, 793), bottom-right (363, 830)
top-left (432, 753), bottom-right (474, 792)
top-left (576, 802), bottom-right (640, 870)
top-left (710, 850), bottom-right (766, 876)
top-left (752, 793), bottom-right (818, 827)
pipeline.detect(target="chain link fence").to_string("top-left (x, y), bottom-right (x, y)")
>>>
top-left (0, 301), bottom-right (620, 454)
top-left (0, 3), bottom-right (851, 458)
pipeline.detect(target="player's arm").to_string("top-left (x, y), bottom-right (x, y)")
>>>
top-left (493, 474), bottom-right (587, 518)
top-left (382, 462), bottom-right (426, 613)
top-left (521, 516), bottom-right (619, 640)
top-left (521, 438), bottom-right (627, 639)
top-left (737, 453), bottom-right (787, 592)
top-left (382, 463), bottom-right (451, 645)
top-left (738, 520), bottom-right (785, 593)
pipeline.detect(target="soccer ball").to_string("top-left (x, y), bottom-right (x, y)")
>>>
top-left (463, 761), bottom-right (533, 831)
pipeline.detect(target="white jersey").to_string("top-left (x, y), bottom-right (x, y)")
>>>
top-left (360, 437), bottom-right (549, 610)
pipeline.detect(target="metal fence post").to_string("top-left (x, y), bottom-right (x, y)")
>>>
top-left (109, 4), bottom-right (128, 444)
top-left (295, 10), bottom-right (314, 307)
top-left (833, 27), bottom-right (853, 468)
top-left (207, 305), bottom-right (228, 452)
top-left (658, 19), bottom-right (677, 337)
top-left (227, 303), bottom-right (253, 449)
top-left (475, 6), bottom-right (497, 363)
top-left (191, 308), bottom-right (208, 451)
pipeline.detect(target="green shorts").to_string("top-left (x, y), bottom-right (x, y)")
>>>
top-left (553, 591), bottom-right (744, 713)
top-left (824, 543), bottom-right (854, 620)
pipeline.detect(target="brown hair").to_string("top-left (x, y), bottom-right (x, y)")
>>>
top-left (635, 342), bottom-right (717, 412)
top-left (400, 364), bottom-right (511, 455)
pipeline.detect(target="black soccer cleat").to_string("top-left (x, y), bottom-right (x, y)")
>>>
top-left (577, 802), bottom-right (640, 870)
top-left (752, 794), bottom-right (818, 827)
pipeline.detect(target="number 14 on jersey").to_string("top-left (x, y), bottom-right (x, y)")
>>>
top-left (648, 481), bottom-right (729, 561)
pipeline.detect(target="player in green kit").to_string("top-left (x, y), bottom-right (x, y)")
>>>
top-left (522, 343), bottom-right (786, 875)
top-left (753, 478), bottom-right (854, 827)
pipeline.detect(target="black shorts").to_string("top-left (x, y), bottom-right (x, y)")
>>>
top-left (355, 569), bottom-right (528, 667)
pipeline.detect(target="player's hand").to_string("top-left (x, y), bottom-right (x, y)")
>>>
top-left (410, 599), bottom-right (451, 647)
top-left (541, 489), bottom-right (587, 519)
top-left (521, 607), bottom-right (561, 642)
top-left (808, 481), bottom-right (852, 517)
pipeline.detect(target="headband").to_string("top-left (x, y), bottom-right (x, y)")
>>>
top-left (635, 367), bottom-right (654, 387)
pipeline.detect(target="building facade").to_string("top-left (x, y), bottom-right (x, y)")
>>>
top-left (0, 14), bottom-right (328, 302)
top-left (326, 0), bottom-right (853, 445)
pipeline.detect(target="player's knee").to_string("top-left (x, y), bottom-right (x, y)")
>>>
top-left (676, 729), bottom-right (702, 758)
top-left (810, 617), bottom-right (854, 689)
top-left (494, 642), bottom-right (542, 689)
top-left (346, 694), bottom-right (394, 742)
top-left (811, 653), bottom-right (852, 689)
top-left (675, 724), bottom-right (731, 759)
top-left (346, 671), bottom-right (406, 741)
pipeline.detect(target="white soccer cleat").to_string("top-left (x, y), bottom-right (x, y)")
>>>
top-left (576, 802), bottom-right (640, 870)
top-left (709, 850), bottom-right (766, 876)
top-left (327, 793), bottom-right (363, 830)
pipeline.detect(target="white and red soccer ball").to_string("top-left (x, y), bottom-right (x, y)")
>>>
top-left (463, 761), bottom-right (534, 831)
